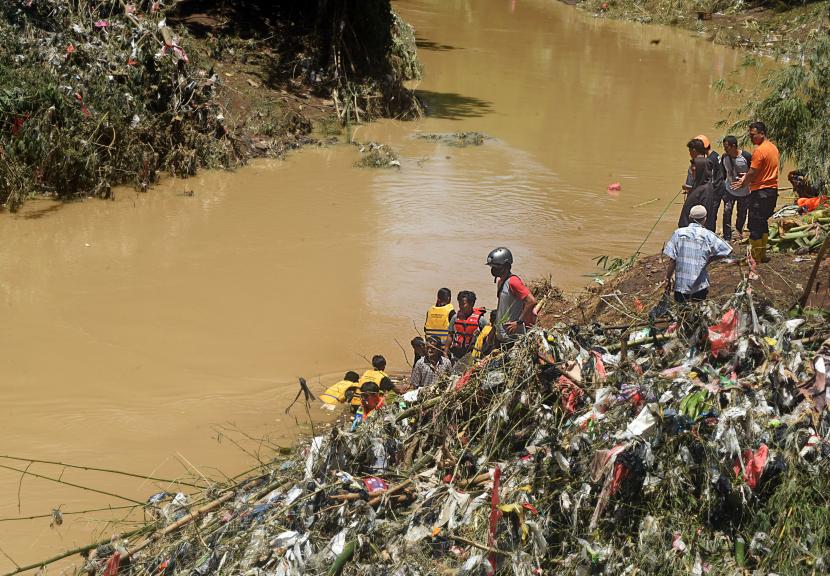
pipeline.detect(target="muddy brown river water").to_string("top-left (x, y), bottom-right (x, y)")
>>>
top-left (0, 0), bottom-right (745, 567)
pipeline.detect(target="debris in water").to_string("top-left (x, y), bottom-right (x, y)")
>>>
top-left (415, 132), bottom-right (488, 147)
top-left (353, 142), bottom-right (400, 169)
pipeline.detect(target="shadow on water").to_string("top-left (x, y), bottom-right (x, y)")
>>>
top-left (415, 90), bottom-right (492, 120)
top-left (415, 37), bottom-right (460, 51)
top-left (19, 203), bottom-right (63, 220)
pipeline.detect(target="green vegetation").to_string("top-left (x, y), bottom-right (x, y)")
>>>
top-left (740, 30), bottom-right (830, 187)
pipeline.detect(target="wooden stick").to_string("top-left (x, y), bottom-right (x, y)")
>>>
top-left (367, 479), bottom-right (413, 506)
top-left (395, 396), bottom-right (442, 422)
top-left (0, 462), bottom-right (145, 505)
top-left (457, 472), bottom-right (490, 488)
top-left (797, 233), bottom-right (830, 308)
top-left (0, 455), bottom-right (205, 489)
top-left (447, 534), bottom-right (512, 556)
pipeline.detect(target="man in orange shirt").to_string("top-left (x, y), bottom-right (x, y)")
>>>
top-left (732, 121), bottom-right (779, 262)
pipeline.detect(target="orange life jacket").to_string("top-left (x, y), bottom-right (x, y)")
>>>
top-left (450, 307), bottom-right (485, 351)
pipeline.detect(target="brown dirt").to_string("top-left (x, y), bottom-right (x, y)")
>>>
top-left (537, 247), bottom-right (830, 327)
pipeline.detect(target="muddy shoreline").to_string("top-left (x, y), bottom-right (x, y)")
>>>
top-left (0, 0), bottom-right (419, 211)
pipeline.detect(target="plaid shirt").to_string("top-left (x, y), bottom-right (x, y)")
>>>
top-left (664, 223), bottom-right (732, 294)
top-left (410, 356), bottom-right (452, 388)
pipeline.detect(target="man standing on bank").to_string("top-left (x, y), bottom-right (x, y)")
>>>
top-left (664, 205), bottom-right (733, 303)
top-left (731, 122), bottom-right (779, 263)
top-left (485, 247), bottom-right (537, 343)
top-left (720, 135), bottom-right (752, 241)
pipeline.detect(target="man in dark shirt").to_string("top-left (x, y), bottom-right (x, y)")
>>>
top-left (695, 134), bottom-right (724, 233)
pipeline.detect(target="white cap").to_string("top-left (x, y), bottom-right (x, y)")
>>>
top-left (690, 205), bottom-right (707, 220)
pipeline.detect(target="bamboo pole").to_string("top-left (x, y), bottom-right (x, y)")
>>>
top-left (0, 463), bottom-right (145, 505)
top-left (797, 233), bottom-right (830, 308)
top-left (0, 505), bottom-right (137, 523)
top-left (0, 455), bottom-right (205, 489)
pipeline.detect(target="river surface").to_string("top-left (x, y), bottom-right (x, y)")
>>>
top-left (0, 0), bottom-right (743, 567)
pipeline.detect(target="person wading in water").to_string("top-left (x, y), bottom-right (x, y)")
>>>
top-left (485, 247), bottom-right (537, 344)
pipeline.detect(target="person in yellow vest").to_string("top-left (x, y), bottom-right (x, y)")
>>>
top-left (472, 310), bottom-right (498, 360)
top-left (424, 287), bottom-right (455, 346)
top-left (360, 355), bottom-right (388, 386)
top-left (320, 371), bottom-right (361, 406)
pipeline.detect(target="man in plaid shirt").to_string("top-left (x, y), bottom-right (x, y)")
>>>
top-left (664, 204), bottom-right (733, 303)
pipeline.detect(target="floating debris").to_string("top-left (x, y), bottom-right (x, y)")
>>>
top-left (353, 141), bottom-right (400, 169)
top-left (415, 132), bottom-right (488, 147)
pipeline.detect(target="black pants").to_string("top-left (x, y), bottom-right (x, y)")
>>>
top-left (707, 187), bottom-right (723, 233)
top-left (722, 192), bottom-right (748, 239)
top-left (679, 187), bottom-right (714, 230)
top-left (674, 288), bottom-right (708, 303)
top-left (747, 188), bottom-right (778, 240)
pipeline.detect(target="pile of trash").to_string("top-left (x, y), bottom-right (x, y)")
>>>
top-left (84, 283), bottom-right (828, 576)
top-left (0, 0), bottom-right (239, 210)
top-left (770, 207), bottom-right (829, 254)
top-left (353, 141), bottom-right (400, 169)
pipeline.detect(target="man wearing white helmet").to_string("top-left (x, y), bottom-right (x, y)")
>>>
top-left (663, 205), bottom-right (733, 303)
top-left (485, 247), bottom-right (537, 342)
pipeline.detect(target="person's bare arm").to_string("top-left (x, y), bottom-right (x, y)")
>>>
top-left (732, 166), bottom-right (757, 190)
top-left (520, 293), bottom-right (537, 324)
top-left (664, 259), bottom-right (676, 293)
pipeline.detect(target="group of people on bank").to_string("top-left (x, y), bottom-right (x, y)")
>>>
top-left (322, 122), bottom-right (785, 416)
top-left (665, 122), bottom-right (780, 303)
top-left (320, 247), bottom-right (538, 419)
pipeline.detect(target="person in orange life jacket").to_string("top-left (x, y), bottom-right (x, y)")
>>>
top-left (446, 290), bottom-right (488, 361)
top-left (424, 287), bottom-right (455, 345)
top-left (351, 381), bottom-right (384, 430)
top-left (486, 247), bottom-right (537, 343)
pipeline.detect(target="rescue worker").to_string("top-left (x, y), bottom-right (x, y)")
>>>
top-left (320, 371), bottom-right (360, 406)
top-left (485, 247), bottom-right (537, 343)
top-left (664, 205), bottom-right (733, 303)
top-left (423, 288), bottom-right (455, 346)
top-left (471, 310), bottom-right (497, 360)
top-left (446, 290), bottom-right (487, 361)
top-left (359, 355), bottom-right (388, 386)
top-left (731, 121), bottom-right (779, 263)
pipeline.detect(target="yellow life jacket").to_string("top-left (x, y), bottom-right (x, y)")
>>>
top-left (472, 325), bottom-right (493, 359)
top-left (356, 370), bottom-right (388, 405)
top-left (320, 380), bottom-right (359, 405)
top-left (424, 304), bottom-right (454, 343)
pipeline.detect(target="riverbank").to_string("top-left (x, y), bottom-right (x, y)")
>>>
top-left (12, 254), bottom-right (829, 576)
top-left (0, 0), bottom-right (419, 211)
top-left (573, 0), bottom-right (830, 57)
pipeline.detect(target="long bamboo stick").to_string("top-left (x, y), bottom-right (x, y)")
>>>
top-left (0, 505), bottom-right (137, 523)
top-left (0, 455), bottom-right (205, 489)
top-left (0, 463), bottom-right (144, 505)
